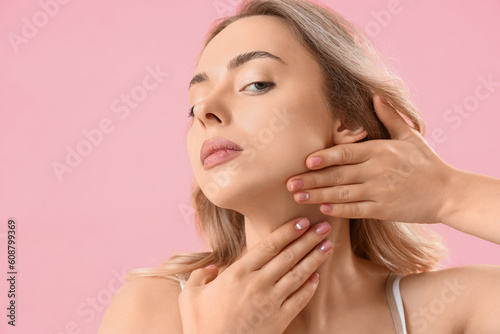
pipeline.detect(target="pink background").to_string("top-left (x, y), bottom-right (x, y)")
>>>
top-left (1, 0), bottom-right (499, 333)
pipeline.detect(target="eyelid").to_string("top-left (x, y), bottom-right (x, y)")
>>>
top-left (241, 81), bottom-right (275, 94)
top-left (188, 81), bottom-right (275, 117)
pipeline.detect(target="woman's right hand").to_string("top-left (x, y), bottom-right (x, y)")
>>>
top-left (178, 217), bottom-right (333, 334)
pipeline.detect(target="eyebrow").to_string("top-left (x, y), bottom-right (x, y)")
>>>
top-left (188, 51), bottom-right (286, 89)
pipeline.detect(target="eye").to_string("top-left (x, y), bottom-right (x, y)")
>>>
top-left (243, 81), bottom-right (275, 94)
top-left (188, 105), bottom-right (194, 118)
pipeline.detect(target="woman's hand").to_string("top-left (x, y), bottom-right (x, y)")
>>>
top-left (286, 94), bottom-right (456, 225)
top-left (178, 217), bottom-right (333, 334)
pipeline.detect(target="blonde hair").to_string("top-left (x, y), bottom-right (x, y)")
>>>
top-left (125, 0), bottom-right (446, 284)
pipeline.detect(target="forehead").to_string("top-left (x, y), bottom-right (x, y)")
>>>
top-left (196, 15), bottom-right (307, 71)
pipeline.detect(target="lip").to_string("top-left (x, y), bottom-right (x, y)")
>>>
top-left (200, 136), bottom-right (243, 170)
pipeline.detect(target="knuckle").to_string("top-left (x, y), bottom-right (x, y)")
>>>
top-left (246, 278), bottom-right (264, 295)
top-left (338, 147), bottom-right (352, 164)
top-left (331, 169), bottom-right (343, 185)
top-left (260, 239), bottom-right (279, 255)
top-left (350, 203), bottom-right (363, 217)
top-left (280, 248), bottom-right (296, 263)
top-left (338, 187), bottom-right (350, 201)
top-left (289, 267), bottom-right (305, 281)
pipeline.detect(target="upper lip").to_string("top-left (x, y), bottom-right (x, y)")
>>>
top-left (200, 136), bottom-right (243, 165)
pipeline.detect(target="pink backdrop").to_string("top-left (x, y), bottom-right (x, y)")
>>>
top-left (1, 0), bottom-right (499, 333)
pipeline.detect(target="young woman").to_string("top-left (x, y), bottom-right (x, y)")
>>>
top-left (98, 0), bottom-right (500, 333)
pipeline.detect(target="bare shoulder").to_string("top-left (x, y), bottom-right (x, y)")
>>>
top-left (98, 276), bottom-right (183, 334)
top-left (399, 264), bottom-right (500, 334)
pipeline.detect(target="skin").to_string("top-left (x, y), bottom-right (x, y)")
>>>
top-left (98, 14), bottom-right (500, 334)
top-left (187, 16), bottom-right (500, 333)
top-left (186, 15), bottom-right (390, 332)
top-left (288, 96), bottom-right (500, 245)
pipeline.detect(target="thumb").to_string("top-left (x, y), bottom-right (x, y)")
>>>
top-left (184, 265), bottom-right (219, 288)
top-left (373, 94), bottom-right (413, 139)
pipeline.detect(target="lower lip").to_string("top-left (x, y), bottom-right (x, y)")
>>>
top-left (202, 149), bottom-right (243, 170)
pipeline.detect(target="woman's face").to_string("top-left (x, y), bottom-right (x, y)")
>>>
top-left (186, 15), bottom-right (336, 209)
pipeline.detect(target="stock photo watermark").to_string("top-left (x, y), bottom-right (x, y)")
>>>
top-left (201, 105), bottom-right (298, 199)
top-left (51, 64), bottom-right (169, 183)
top-left (7, 0), bottom-right (73, 54)
top-left (409, 277), bottom-right (467, 332)
top-left (364, 0), bottom-right (414, 38)
top-left (426, 74), bottom-right (500, 149)
top-left (47, 258), bottom-right (158, 334)
top-left (224, 295), bottom-right (279, 334)
top-left (213, 0), bottom-right (239, 17)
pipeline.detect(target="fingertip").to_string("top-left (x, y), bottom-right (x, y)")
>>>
top-left (308, 272), bottom-right (319, 285)
top-left (294, 217), bottom-right (310, 231)
top-left (307, 156), bottom-right (322, 169)
top-left (320, 204), bottom-right (333, 213)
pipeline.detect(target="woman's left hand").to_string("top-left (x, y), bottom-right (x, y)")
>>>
top-left (286, 94), bottom-right (457, 225)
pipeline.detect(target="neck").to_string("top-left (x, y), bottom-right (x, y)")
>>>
top-left (227, 181), bottom-right (390, 331)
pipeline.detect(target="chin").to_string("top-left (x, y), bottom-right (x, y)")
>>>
top-left (199, 167), bottom-right (292, 212)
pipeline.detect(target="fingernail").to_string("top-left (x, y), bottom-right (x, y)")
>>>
top-left (380, 96), bottom-right (388, 104)
top-left (318, 239), bottom-right (333, 253)
top-left (308, 272), bottom-right (319, 284)
top-left (320, 204), bottom-right (333, 213)
top-left (289, 179), bottom-right (304, 191)
top-left (295, 217), bottom-right (310, 230)
top-left (308, 156), bottom-right (322, 168)
top-left (295, 192), bottom-right (310, 202)
top-left (205, 264), bottom-right (217, 269)
top-left (315, 221), bottom-right (331, 235)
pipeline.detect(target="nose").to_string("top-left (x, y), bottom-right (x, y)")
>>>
top-left (192, 95), bottom-right (230, 127)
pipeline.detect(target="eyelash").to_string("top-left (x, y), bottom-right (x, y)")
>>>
top-left (188, 81), bottom-right (275, 118)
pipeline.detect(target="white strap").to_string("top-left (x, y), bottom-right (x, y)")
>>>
top-left (392, 275), bottom-right (408, 334)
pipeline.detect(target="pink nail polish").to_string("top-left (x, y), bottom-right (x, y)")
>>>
top-left (308, 272), bottom-right (319, 284)
top-left (290, 179), bottom-right (304, 191)
top-left (315, 221), bottom-right (331, 235)
top-left (295, 217), bottom-right (310, 230)
top-left (318, 239), bottom-right (333, 252)
top-left (308, 156), bottom-right (322, 168)
top-left (320, 204), bottom-right (333, 213)
top-left (295, 192), bottom-right (309, 201)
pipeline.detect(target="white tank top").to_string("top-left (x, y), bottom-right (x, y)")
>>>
top-left (177, 271), bottom-right (407, 333)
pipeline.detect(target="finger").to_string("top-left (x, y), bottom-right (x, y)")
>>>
top-left (373, 94), bottom-right (414, 140)
top-left (286, 164), bottom-right (368, 192)
top-left (304, 141), bottom-right (375, 170)
top-left (292, 184), bottom-right (371, 204)
top-left (183, 265), bottom-right (218, 288)
top-left (272, 235), bottom-right (333, 305)
top-left (279, 273), bottom-right (320, 318)
top-left (239, 217), bottom-right (311, 271)
top-left (260, 221), bottom-right (332, 285)
top-left (319, 201), bottom-right (375, 219)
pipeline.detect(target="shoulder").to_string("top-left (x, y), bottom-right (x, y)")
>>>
top-left (399, 264), bottom-right (500, 334)
top-left (98, 276), bottom-right (183, 334)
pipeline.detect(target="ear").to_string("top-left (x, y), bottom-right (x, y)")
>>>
top-left (330, 119), bottom-right (367, 144)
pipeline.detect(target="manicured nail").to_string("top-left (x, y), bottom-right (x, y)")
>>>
top-left (205, 264), bottom-right (217, 269)
top-left (289, 179), bottom-right (304, 191)
top-left (315, 221), bottom-right (331, 235)
top-left (295, 192), bottom-right (309, 202)
top-left (308, 272), bottom-right (319, 284)
top-left (308, 156), bottom-right (322, 168)
top-left (295, 217), bottom-right (310, 231)
top-left (318, 239), bottom-right (333, 253)
top-left (320, 204), bottom-right (333, 213)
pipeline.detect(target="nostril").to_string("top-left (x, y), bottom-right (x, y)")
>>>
top-left (206, 113), bottom-right (222, 122)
